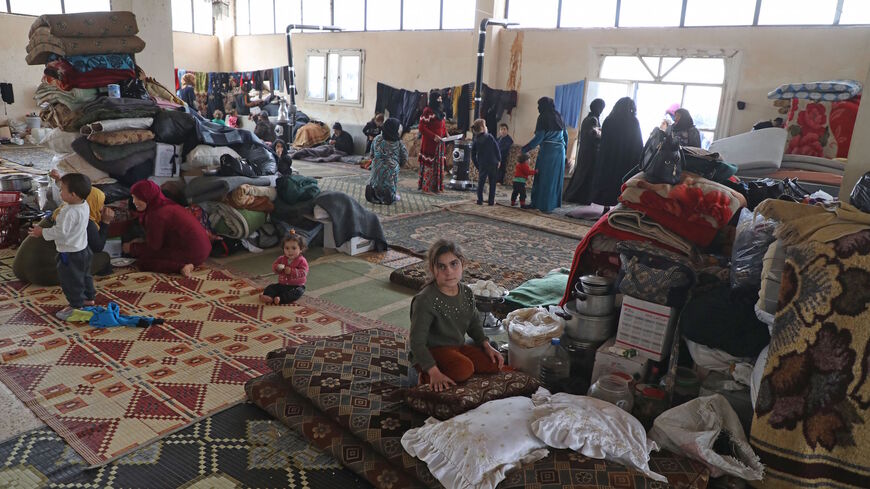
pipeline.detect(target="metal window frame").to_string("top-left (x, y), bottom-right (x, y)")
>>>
top-left (305, 48), bottom-right (364, 107)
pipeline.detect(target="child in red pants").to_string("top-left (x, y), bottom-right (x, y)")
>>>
top-left (409, 239), bottom-right (504, 391)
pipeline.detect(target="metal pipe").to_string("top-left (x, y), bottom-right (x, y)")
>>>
top-left (473, 19), bottom-right (516, 120)
top-left (285, 24), bottom-right (342, 134)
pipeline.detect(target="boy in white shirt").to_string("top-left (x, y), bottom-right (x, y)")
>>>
top-left (29, 173), bottom-right (94, 320)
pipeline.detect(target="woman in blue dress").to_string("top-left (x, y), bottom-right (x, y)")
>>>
top-left (366, 118), bottom-right (408, 205)
top-left (522, 97), bottom-right (568, 213)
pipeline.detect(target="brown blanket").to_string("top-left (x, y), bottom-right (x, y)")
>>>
top-left (87, 129), bottom-right (155, 146)
top-left (26, 32), bottom-right (145, 65)
top-left (29, 11), bottom-right (139, 38)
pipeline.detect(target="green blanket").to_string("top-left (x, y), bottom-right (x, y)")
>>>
top-left (505, 268), bottom-right (570, 309)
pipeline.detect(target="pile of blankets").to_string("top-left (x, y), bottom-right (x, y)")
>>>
top-left (26, 12), bottom-right (145, 66)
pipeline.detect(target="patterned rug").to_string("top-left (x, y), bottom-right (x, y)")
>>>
top-left (0, 402), bottom-right (371, 489)
top-left (750, 229), bottom-right (870, 489)
top-left (444, 201), bottom-right (592, 240)
top-left (0, 146), bottom-right (55, 172)
top-left (0, 258), bottom-right (396, 467)
top-left (390, 258), bottom-right (539, 292)
top-left (317, 173), bottom-right (465, 220)
top-left (383, 210), bottom-right (579, 269)
top-left (360, 249), bottom-right (424, 270)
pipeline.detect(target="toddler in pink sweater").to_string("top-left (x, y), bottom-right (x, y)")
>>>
top-left (260, 231), bottom-right (309, 305)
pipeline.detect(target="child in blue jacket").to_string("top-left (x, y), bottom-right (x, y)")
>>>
top-left (471, 119), bottom-right (502, 206)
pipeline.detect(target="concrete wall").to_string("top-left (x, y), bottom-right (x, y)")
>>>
top-left (110, 0), bottom-right (175, 92)
top-left (173, 32), bottom-right (222, 72)
top-left (496, 26), bottom-right (870, 142)
top-left (0, 13), bottom-right (52, 121)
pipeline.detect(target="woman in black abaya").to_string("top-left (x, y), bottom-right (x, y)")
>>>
top-left (565, 98), bottom-right (604, 204)
top-left (590, 97), bottom-right (643, 207)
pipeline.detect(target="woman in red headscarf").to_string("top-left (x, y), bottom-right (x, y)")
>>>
top-left (122, 180), bottom-right (211, 277)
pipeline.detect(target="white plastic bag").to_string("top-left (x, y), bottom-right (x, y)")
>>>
top-left (649, 394), bottom-right (763, 480)
top-left (506, 307), bottom-right (564, 348)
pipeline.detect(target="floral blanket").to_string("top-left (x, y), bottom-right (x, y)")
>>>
top-left (785, 98), bottom-right (860, 159)
top-left (750, 230), bottom-right (870, 489)
top-left (619, 172), bottom-right (745, 247)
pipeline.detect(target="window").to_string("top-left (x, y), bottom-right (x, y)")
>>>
top-left (334, 0), bottom-right (365, 31)
top-left (171, 0), bottom-right (193, 32)
top-left (507, 0), bottom-right (559, 28)
top-left (684, 0), bottom-right (755, 26)
top-left (63, 0), bottom-right (111, 13)
top-left (758, 0), bottom-right (838, 25)
top-left (441, 0), bottom-right (475, 29)
top-left (560, 0), bottom-right (616, 28)
top-left (403, 0), bottom-right (440, 30)
top-left (839, 0), bottom-right (870, 24)
top-left (10, 0), bottom-right (61, 16)
top-left (193, 0), bottom-right (213, 34)
top-left (236, 0), bottom-right (251, 34)
top-left (250, 0), bottom-right (275, 34)
top-left (599, 55), bottom-right (726, 143)
top-left (366, 0), bottom-right (401, 30)
top-left (275, 0), bottom-right (302, 32)
top-left (302, 0), bottom-right (331, 28)
top-left (306, 49), bottom-right (363, 106)
top-left (619, 0), bottom-right (682, 27)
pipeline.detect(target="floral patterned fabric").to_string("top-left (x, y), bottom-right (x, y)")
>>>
top-left (750, 229), bottom-right (870, 489)
top-left (784, 98), bottom-right (860, 159)
top-left (254, 328), bottom-right (710, 488)
top-left (403, 370), bottom-right (540, 420)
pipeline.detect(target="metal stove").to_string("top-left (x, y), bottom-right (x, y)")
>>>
top-left (446, 140), bottom-right (476, 191)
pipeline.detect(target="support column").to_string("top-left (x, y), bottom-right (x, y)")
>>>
top-left (840, 64), bottom-right (870, 202)
top-left (111, 0), bottom-right (175, 90)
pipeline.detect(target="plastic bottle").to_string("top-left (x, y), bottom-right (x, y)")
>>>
top-left (539, 338), bottom-right (571, 393)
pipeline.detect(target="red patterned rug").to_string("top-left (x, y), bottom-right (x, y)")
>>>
top-left (0, 255), bottom-right (399, 467)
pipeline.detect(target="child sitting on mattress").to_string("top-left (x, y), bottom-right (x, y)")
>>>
top-left (260, 231), bottom-right (308, 305)
top-left (409, 239), bottom-right (504, 391)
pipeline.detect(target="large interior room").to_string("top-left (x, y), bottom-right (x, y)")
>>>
top-left (1, 0), bottom-right (869, 488)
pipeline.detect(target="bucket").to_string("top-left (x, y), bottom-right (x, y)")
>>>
top-left (508, 339), bottom-right (549, 376)
top-left (25, 116), bottom-right (41, 130)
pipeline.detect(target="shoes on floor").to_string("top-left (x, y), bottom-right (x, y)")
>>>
top-left (56, 307), bottom-right (76, 321)
top-left (511, 201), bottom-right (517, 207)
top-left (488, 202), bottom-right (495, 206)
top-left (521, 204), bottom-right (533, 209)
top-left (476, 201), bottom-right (483, 205)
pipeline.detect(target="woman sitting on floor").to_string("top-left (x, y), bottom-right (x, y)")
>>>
top-left (123, 180), bottom-right (211, 278)
top-left (409, 239), bottom-right (504, 391)
top-left (366, 117), bottom-right (407, 205)
top-left (13, 171), bottom-right (113, 286)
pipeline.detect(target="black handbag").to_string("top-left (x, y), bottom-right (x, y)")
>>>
top-left (641, 128), bottom-right (683, 185)
top-left (725, 178), bottom-right (810, 210)
top-left (218, 154), bottom-right (257, 178)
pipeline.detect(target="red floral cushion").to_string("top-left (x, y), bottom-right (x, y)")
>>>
top-left (403, 370), bottom-right (540, 420)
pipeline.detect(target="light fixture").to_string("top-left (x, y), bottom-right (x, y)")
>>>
top-left (212, 0), bottom-right (230, 20)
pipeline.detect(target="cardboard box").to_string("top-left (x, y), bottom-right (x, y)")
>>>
top-left (154, 143), bottom-right (182, 177)
top-left (104, 238), bottom-right (123, 258)
top-left (591, 338), bottom-right (650, 384)
top-left (615, 295), bottom-right (678, 362)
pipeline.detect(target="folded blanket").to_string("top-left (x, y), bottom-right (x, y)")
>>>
top-left (292, 122), bottom-right (330, 148)
top-left (49, 53), bottom-right (136, 73)
top-left (289, 145), bottom-right (347, 162)
top-left (202, 202), bottom-right (267, 239)
top-left (26, 32), bottom-right (145, 65)
top-left (185, 175), bottom-right (276, 204)
top-left (71, 136), bottom-right (155, 175)
top-left (29, 11), bottom-right (139, 38)
top-left (227, 195), bottom-right (274, 213)
top-left (506, 269), bottom-right (570, 309)
top-left (229, 184), bottom-right (277, 207)
top-left (144, 77), bottom-right (184, 106)
top-left (80, 117), bottom-right (154, 135)
top-left (767, 79), bottom-right (862, 101)
top-left (33, 82), bottom-right (98, 111)
top-left (73, 97), bottom-right (160, 128)
top-left (607, 205), bottom-right (696, 256)
top-left (89, 140), bottom-right (156, 162)
top-left (87, 129), bottom-right (154, 146)
top-left (756, 199), bottom-right (870, 246)
top-left (313, 191), bottom-right (387, 251)
top-left (619, 172), bottom-right (745, 247)
top-left (54, 153), bottom-right (116, 185)
top-left (39, 103), bottom-right (81, 132)
top-left (43, 60), bottom-right (136, 90)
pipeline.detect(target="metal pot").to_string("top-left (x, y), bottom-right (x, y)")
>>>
top-left (578, 274), bottom-right (615, 296)
top-left (573, 286), bottom-right (616, 316)
top-left (562, 303), bottom-right (616, 342)
top-left (0, 175), bottom-right (32, 193)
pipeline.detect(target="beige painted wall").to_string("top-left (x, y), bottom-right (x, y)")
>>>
top-left (232, 30), bottom-right (478, 128)
top-left (173, 32), bottom-right (222, 72)
top-left (110, 0), bottom-right (175, 92)
top-left (0, 13), bottom-right (52, 121)
top-left (496, 26), bottom-right (870, 143)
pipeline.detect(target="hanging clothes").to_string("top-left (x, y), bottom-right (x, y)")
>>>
top-left (457, 83), bottom-right (473, 132)
top-left (554, 80), bottom-right (585, 129)
top-left (0, 83), bottom-right (14, 104)
top-left (480, 84), bottom-right (518, 134)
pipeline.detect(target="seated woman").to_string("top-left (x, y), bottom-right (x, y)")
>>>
top-left (124, 180), bottom-right (211, 278)
top-left (365, 118), bottom-right (407, 205)
top-left (13, 171), bottom-right (113, 286)
top-left (273, 140), bottom-right (293, 175)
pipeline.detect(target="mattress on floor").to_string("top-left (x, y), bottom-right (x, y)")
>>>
top-left (709, 128), bottom-right (787, 172)
top-left (246, 328), bottom-right (710, 488)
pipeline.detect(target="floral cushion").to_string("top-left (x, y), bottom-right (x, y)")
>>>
top-left (403, 370), bottom-right (539, 420)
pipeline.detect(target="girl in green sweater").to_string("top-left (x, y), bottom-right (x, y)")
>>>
top-left (409, 239), bottom-right (504, 391)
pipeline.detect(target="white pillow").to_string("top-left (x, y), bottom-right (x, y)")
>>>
top-left (530, 390), bottom-right (666, 482)
top-left (401, 396), bottom-right (549, 489)
top-left (184, 145), bottom-right (240, 170)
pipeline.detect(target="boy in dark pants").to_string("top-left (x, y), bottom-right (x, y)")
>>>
top-left (29, 173), bottom-right (94, 320)
top-left (471, 119), bottom-right (502, 206)
top-left (496, 123), bottom-right (513, 184)
top-left (512, 153), bottom-right (537, 208)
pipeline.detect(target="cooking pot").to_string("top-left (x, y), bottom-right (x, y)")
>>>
top-left (573, 285), bottom-right (615, 316)
top-left (561, 303), bottom-right (615, 342)
top-left (578, 274), bottom-right (614, 295)
top-left (0, 175), bottom-right (32, 193)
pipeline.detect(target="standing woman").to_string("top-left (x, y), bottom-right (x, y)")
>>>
top-left (418, 91), bottom-right (448, 193)
top-left (590, 97), bottom-right (643, 208)
top-left (366, 118), bottom-right (408, 205)
top-left (522, 97), bottom-right (568, 213)
top-left (179, 73), bottom-right (198, 112)
top-left (565, 98), bottom-right (604, 204)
